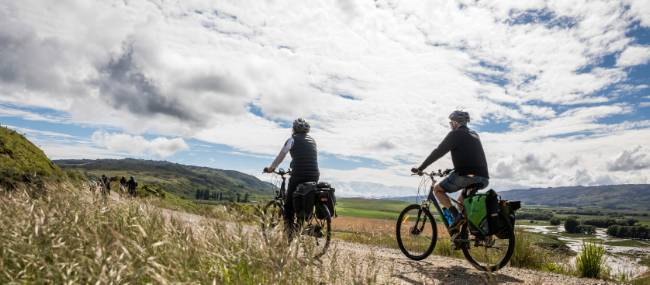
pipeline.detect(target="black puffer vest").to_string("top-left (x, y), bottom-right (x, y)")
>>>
top-left (290, 133), bottom-right (319, 177)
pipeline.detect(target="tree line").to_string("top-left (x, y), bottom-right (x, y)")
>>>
top-left (194, 190), bottom-right (250, 203)
top-left (606, 225), bottom-right (650, 239)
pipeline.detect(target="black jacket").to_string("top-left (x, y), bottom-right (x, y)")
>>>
top-left (418, 126), bottom-right (489, 178)
top-left (290, 133), bottom-right (319, 177)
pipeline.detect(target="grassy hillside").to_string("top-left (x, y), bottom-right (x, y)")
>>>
top-left (54, 158), bottom-right (275, 199)
top-left (500, 184), bottom-right (650, 210)
top-left (0, 126), bottom-right (64, 189)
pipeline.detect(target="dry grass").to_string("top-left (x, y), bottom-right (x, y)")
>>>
top-left (0, 189), bottom-right (379, 284)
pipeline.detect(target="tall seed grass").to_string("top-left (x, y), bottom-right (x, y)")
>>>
top-left (576, 241), bottom-right (608, 279)
top-left (509, 230), bottom-right (548, 269)
top-left (0, 189), bottom-right (377, 284)
top-left (433, 238), bottom-right (463, 258)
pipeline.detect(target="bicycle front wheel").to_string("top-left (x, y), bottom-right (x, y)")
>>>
top-left (461, 221), bottom-right (515, 272)
top-left (396, 204), bottom-right (437, 260)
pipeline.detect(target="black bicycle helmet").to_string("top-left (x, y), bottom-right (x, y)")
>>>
top-left (292, 118), bottom-right (310, 133)
top-left (449, 110), bottom-right (470, 125)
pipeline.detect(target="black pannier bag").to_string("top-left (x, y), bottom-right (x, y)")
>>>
top-left (485, 189), bottom-right (500, 235)
top-left (293, 182), bottom-right (317, 220)
top-left (315, 182), bottom-right (336, 219)
top-left (495, 199), bottom-right (521, 239)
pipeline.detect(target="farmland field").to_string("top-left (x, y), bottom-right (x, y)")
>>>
top-left (333, 198), bottom-right (449, 249)
top-left (336, 198), bottom-right (411, 219)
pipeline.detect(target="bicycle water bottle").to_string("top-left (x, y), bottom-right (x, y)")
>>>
top-left (442, 208), bottom-right (454, 225)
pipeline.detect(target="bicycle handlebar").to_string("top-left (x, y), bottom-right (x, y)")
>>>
top-left (264, 167), bottom-right (292, 176)
top-left (412, 168), bottom-right (453, 178)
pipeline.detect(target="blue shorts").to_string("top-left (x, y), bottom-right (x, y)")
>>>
top-left (439, 171), bottom-right (489, 193)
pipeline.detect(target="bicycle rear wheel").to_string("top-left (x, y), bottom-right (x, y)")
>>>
top-left (396, 204), bottom-right (437, 260)
top-left (297, 204), bottom-right (331, 258)
top-left (461, 221), bottom-right (515, 272)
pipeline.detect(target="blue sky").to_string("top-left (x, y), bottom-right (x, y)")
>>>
top-left (1, 0), bottom-right (650, 197)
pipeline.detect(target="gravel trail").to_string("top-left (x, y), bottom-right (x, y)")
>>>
top-left (157, 202), bottom-right (621, 285)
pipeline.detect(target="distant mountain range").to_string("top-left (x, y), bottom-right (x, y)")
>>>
top-left (55, 159), bottom-right (275, 199)
top-left (385, 184), bottom-right (650, 210)
top-left (499, 184), bottom-right (650, 210)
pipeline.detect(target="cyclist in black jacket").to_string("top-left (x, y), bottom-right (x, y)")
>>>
top-left (412, 110), bottom-right (489, 233)
top-left (264, 118), bottom-right (320, 232)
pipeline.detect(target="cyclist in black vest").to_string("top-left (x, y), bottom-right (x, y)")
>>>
top-left (411, 110), bottom-right (490, 233)
top-left (264, 118), bottom-right (320, 230)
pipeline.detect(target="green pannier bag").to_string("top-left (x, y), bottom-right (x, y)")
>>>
top-left (463, 189), bottom-right (499, 236)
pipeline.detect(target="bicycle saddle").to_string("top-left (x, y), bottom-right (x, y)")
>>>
top-left (463, 183), bottom-right (485, 197)
top-left (317, 182), bottom-right (331, 188)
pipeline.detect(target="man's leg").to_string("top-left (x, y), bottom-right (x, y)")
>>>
top-left (457, 194), bottom-right (465, 213)
top-left (284, 177), bottom-right (301, 239)
top-left (433, 183), bottom-right (452, 209)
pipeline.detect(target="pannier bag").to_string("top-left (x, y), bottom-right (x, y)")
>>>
top-left (293, 182), bottom-right (317, 220)
top-left (315, 182), bottom-right (336, 219)
top-left (464, 189), bottom-right (499, 236)
top-left (495, 200), bottom-right (521, 239)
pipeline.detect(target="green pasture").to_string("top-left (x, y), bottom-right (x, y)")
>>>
top-left (336, 198), bottom-right (411, 220)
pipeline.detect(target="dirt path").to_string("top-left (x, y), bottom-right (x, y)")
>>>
top-left (152, 202), bottom-right (620, 285)
top-left (331, 240), bottom-right (619, 285)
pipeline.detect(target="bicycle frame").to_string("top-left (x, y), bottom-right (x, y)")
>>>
top-left (413, 170), bottom-right (464, 232)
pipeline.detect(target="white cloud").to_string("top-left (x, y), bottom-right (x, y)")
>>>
top-left (625, 0), bottom-right (650, 28)
top-left (91, 131), bottom-right (189, 158)
top-left (617, 45), bottom-right (650, 67)
top-left (1, 0), bottom-right (650, 194)
top-left (608, 146), bottom-right (650, 171)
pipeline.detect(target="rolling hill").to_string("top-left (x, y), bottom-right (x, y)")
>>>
top-left (0, 126), bottom-right (65, 189)
top-left (500, 184), bottom-right (650, 210)
top-left (54, 158), bottom-right (275, 199)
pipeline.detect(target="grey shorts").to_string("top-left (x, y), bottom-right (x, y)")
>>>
top-left (439, 171), bottom-right (489, 193)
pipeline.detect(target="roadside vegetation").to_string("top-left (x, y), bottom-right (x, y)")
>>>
top-left (576, 241), bottom-right (608, 279)
top-left (0, 189), bottom-right (378, 284)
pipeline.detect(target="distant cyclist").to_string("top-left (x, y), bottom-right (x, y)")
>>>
top-left (264, 118), bottom-right (320, 234)
top-left (411, 110), bottom-right (489, 234)
top-left (101, 174), bottom-right (111, 196)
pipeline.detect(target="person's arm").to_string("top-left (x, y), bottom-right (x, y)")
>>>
top-left (268, 138), bottom-right (294, 171)
top-left (417, 132), bottom-right (456, 171)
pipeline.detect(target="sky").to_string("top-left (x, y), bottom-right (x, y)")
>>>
top-left (1, 0), bottom-right (649, 197)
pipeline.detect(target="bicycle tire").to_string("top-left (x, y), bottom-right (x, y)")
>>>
top-left (461, 214), bottom-right (515, 272)
top-left (306, 204), bottom-right (331, 259)
top-left (396, 204), bottom-right (437, 260)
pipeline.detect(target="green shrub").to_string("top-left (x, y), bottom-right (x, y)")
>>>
top-left (549, 217), bottom-right (561, 226)
top-left (564, 217), bottom-right (580, 233)
top-left (576, 241), bottom-right (608, 279)
top-left (516, 211), bottom-right (553, 221)
top-left (577, 225), bottom-right (596, 235)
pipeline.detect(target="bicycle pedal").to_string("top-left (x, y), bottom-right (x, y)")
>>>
top-left (452, 238), bottom-right (467, 250)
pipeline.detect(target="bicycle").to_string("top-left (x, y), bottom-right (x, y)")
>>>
top-left (395, 169), bottom-right (515, 272)
top-left (261, 168), bottom-right (332, 258)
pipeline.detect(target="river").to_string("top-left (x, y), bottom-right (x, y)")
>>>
top-left (518, 224), bottom-right (649, 279)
